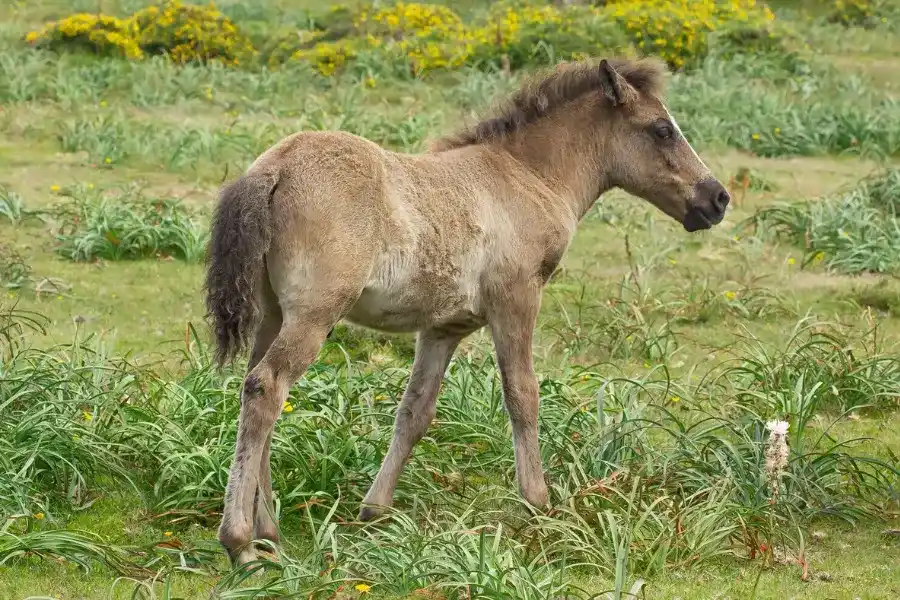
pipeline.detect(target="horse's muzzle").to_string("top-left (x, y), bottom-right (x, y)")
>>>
top-left (683, 178), bottom-right (730, 232)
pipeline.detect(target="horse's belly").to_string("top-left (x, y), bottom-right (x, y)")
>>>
top-left (344, 250), bottom-right (482, 333)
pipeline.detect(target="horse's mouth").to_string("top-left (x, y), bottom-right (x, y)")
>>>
top-left (682, 208), bottom-right (712, 232)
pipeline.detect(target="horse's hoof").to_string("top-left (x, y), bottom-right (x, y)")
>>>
top-left (358, 504), bottom-right (386, 522)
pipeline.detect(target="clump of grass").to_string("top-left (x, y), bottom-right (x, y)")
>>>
top-left (0, 318), bottom-right (896, 592)
top-left (0, 184), bottom-right (26, 224)
top-left (48, 184), bottom-right (208, 263)
top-left (745, 169), bottom-right (900, 274)
top-left (0, 245), bottom-right (31, 290)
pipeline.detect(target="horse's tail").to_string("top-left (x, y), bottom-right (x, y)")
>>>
top-left (204, 172), bottom-right (278, 368)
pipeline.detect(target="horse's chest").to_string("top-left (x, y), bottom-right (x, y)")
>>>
top-left (345, 248), bottom-right (481, 333)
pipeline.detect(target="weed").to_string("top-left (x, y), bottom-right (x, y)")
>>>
top-left (746, 169), bottom-right (900, 275)
top-left (49, 184), bottom-right (208, 263)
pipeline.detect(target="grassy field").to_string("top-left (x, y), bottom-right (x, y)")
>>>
top-left (1, 1), bottom-right (899, 598)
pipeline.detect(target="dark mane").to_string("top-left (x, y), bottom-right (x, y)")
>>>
top-left (433, 57), bottom-right (668, 151)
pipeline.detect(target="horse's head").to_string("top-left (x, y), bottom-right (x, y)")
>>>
top-left (599, 58), bottom-right (729, 232)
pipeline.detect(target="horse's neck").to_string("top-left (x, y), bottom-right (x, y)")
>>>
top-left (501, 125), bottom-right (611, 223)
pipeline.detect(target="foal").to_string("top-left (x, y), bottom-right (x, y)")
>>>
top-left (205, 57), bottom-right (730, 565)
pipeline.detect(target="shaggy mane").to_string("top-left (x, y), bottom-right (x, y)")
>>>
top-left (433, 57), bottom-right (668, 151)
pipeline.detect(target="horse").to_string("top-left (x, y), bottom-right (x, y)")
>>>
top-left (204, 56), bottom-right (730, 566)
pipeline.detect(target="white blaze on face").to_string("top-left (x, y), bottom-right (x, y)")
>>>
top-left (662, 101), bottom-right (710, 175)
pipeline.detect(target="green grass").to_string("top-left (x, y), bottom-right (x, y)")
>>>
top-left (1, 1), bottom-right (899, 598)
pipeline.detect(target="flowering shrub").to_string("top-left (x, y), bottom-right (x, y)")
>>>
top-left (467, 1), bottom-right (631, 70)
top-left (25, 0), bottom-right (786, 76)
top-left (25, 1), bottom-right (253, 66)
top-left (130, 1), bottom-right (254, 65)
top-left (24, 14), bottom-right (143, 59)
top-left (606, 0), bottom-right (776, 69)
top-left (827, 0), bottom-right (883, 28)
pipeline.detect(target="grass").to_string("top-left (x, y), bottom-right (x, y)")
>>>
top-left (0, 0), bottom-right (899, 598)
top-left (748, 168), bottom-right (900, 275)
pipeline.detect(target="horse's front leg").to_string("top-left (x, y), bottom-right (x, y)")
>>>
top-left (488, 285), bottom-right (549, 509)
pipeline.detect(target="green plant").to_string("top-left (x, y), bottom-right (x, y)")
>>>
top-left (49, 185), bottom-right (208, 263)
top-left (745, 169), bottom-right (900, 274)
top-left (0, 185), bottom-right (26, 225)
top-left (0, 245), bottom-right (31, 291)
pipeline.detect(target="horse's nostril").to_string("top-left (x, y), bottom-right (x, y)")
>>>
top-left (715, 189), bottom-right (731, 212)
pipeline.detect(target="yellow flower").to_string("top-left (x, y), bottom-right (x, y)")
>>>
top-left (87, 183), bottom-right (94, 189)
top-left (751, 133), bottom-right (761, 140)
top-left (814, 251), bottom-right (825, 262)
top-left (670, 395), bottom-right (681, 403)
top-left (34, 512), bottom-right (45, 520)
top-left (99, 100), bottom-right (107, 107)
top-left (104, 157), bottom-right (112, 164)
top-left (83, 410), bottom-right (93, 421)
top-left (355, 584), bottom-right (371, 593)
top-left (724, 291), bottom-right (736, 301)
top-left (164, 530), bottom-right (173, 537)
top-left (282, 401), bottom-right (294, 413)
top-left (364, 76), bottom-right (377, 88)
top-left (787, 257), bottom-right (796, 265)
top-left (774, 127), bottom-right (781, 135)
top-left (50, 185), bottom-right (61, 192)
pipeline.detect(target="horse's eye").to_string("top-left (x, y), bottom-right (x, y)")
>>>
top-left (654, 122), bottom-right (674, 140)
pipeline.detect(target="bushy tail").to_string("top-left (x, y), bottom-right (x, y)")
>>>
top-left (204, 173), bottom-right (277, 367)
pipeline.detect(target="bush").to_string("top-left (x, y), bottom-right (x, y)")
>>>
top-left (24, 14), bottom-right (143, 60)
top-left (281, 0), bottom-right (780, 77)
top-left (49, 185), bottom-right (208, 263)
top-left (25, 1), bottom-right (254, 66)
top-left (827, 0), bottom-right (881, 29)
top-left (606, 0), bottom-right (776, 69)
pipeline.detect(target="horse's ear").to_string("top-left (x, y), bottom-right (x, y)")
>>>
top-left (598, 60), bottom-right (634, 107)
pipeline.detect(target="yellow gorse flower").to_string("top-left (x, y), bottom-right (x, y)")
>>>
top-left (26, 1), bottom-right (253, 66)
top-left (27, 1), bottom-right (778, 77)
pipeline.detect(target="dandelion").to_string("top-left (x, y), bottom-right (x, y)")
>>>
top-left (164, 530), bottom-right (173, 537)
top-left (764, 420), bottom-right (789, 499)
top-left (774, 127), bottom-right (781, 135)
top-left (724, 290), bottom-right (736, 301)
top-left (670, 395), bottom-right (680, 403)
top-left (787, 257), bottom-right (796, 265)
top-left (34, 512), bottom-right (45, 520)
top-left (355, 584), bottom-right (371, 593)
top-left (82, 410), bottom-right (93, 422)
top-left (50, 184), bottom-right (61, 192)
top-left (282, 401), bottom-right (294, 413)
top-left (751, 133), bottom-right (760, 140)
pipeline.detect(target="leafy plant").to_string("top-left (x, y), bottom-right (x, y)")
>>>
top-left (745, 169), bottom-right (900, 274)
top-left (49, 185), bottom-right (208, 263)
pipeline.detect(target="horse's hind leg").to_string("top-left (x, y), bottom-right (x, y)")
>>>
top-left (245, 276), bottom-right (283, 550)
top-left (218, 317), bottom-right (333, 566)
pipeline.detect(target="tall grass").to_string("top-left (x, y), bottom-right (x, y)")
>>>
top-left (1, 307), bottom-right (896, 593)
top-left (746, 169), bottom-right (900, 274)
top-left (48, 184), bottom-right (208, 262)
